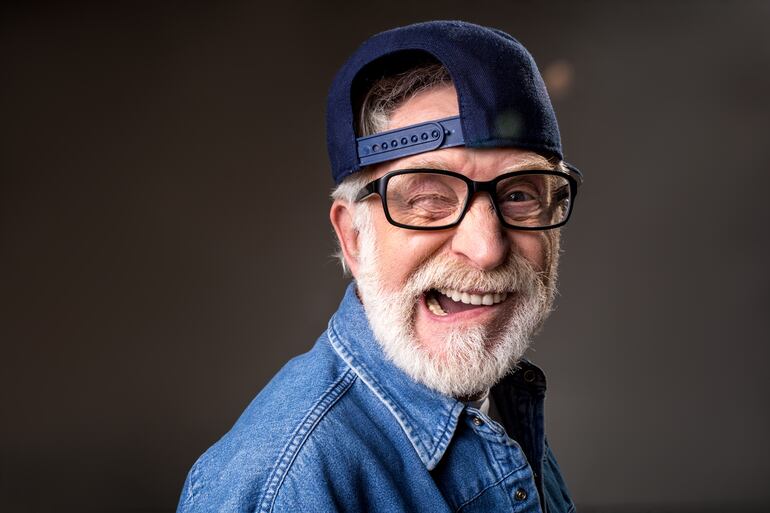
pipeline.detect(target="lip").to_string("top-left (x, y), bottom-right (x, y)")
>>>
top-left (419, 291), bottom-right (511, 323)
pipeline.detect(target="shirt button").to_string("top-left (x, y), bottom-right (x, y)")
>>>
top-left (472, 416), bottom-right (484, 426)
top-left (514, 488), bottom-right (527, 501)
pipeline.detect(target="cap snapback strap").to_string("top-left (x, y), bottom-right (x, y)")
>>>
top-left (356, 116), bottom-right (464, 167)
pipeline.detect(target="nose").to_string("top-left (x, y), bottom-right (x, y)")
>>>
top-left (450, 193), bottom-right (509, 270)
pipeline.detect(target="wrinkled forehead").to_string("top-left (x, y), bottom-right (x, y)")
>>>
top-left (386, 83), bottom-right (458, 132)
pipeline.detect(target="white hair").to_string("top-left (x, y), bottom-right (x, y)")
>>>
top-left (357, 63), bottom-right (452, 137)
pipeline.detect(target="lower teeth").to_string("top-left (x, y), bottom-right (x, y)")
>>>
top-left (426, 294), bottom-right (447, 316)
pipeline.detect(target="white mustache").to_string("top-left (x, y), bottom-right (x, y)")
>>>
top-left (400, 252), bottom-right (542, 301)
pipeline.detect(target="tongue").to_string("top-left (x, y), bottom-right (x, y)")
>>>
top-left (434, 291), bottom-right (484, 315)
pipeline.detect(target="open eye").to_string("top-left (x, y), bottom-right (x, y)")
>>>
top-left (499, 184), bottom-right (540, 204)
top-left (507, 190), bottom-right (536, 202)
top-left (497, 179), bottom-right (544, 225)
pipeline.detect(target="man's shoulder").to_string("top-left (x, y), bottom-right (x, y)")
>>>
top-left (177, 334), bottom-right (403, 513)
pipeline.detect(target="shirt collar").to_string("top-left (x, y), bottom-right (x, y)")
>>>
top-left (327, 281), bottom-right (549, 471)
top-left (327, 282), bottom-right (465, 470)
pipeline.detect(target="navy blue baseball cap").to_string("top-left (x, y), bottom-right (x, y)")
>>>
top-left (326, 20), bottom-right (580, 184)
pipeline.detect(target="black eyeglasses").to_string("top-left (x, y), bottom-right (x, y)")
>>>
top-left (355, 168), bottom-right (580, 231)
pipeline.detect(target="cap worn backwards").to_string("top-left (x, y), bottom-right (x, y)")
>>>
top-left (326, 20), bottom-right (572, 185)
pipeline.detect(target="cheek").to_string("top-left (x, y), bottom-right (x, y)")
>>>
top-left (509, 231), bottom-right (550, 271)
top-left (371, 214), bottom-right (448, 289)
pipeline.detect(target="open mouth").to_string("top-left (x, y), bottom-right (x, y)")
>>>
top-left (424, 288), bottom-right (509, 317)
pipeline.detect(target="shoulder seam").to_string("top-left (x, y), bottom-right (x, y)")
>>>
top-left (256, 367), bottom-right (357, 513)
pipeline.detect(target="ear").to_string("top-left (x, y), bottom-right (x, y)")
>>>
top-left (330, 199), bottom-right (362, 278)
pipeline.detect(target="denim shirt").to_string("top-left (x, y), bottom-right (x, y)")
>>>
top-left (177, 283), bottom-right (575, 513)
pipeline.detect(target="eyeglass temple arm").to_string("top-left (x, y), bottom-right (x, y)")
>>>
top-left (355, 181), bottom-right (378, 202)
top-left (565, 163), bottom-right (583, 186)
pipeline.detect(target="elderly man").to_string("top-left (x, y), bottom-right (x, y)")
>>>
top-left (178, 20), bottom-right (581, 513)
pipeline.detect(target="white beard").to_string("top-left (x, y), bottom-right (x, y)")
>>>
top-left (353, 206), bottom-right (556, 399)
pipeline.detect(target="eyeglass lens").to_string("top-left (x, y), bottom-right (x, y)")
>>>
top-left (384, 172), bottom-right (571, 228)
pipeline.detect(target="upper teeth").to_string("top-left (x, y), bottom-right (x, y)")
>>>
top-left (437, 288), bottom-right (508, 306)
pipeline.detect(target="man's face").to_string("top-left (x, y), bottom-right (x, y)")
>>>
top-left (334, 85), bottom-right (560, 398)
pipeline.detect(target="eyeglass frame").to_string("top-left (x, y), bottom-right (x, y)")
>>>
top-left (354, 168), bottom-right (581, 231)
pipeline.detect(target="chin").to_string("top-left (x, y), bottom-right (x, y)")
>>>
top-left (362, 285), bottom-right (546, 398)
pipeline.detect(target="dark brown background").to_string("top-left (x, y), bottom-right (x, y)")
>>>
top-left (2, 1), bottom-right (769, 512)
